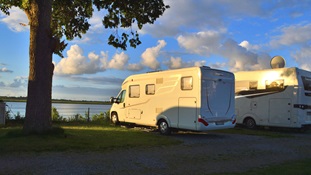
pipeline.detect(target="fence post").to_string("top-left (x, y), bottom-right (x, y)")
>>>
top-left (0, 102), bottom-right (5, 125)
top-left (87, 108), bottom-right (90, 122)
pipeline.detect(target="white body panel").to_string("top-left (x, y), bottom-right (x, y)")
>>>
top-left (110, 66), bottom-right (236, 131)
top-left (235, 67), bottom-right (311, 129)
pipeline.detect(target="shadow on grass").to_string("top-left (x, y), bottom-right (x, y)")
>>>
top-left (5, 127), bottom-right (65, 138)
top-left (0, 125), bottom-right (181, 154)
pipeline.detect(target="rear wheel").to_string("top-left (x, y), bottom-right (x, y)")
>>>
top-left (244, 118), bottom-right (256, 129)
top-left (111, 113), bottom-right (119, 125)
top-left (158, 120), bottom-right (171, 135)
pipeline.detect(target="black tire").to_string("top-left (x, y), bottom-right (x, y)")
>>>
top-left (244, 117), bottom-right (256, 129)
top-left (111, 113), bottom-right (119, 125)
top-left (158, 120), bottom-right (171, 135)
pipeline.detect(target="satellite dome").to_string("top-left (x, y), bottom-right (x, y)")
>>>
top-left (270, 56), bottom-right (285, 69)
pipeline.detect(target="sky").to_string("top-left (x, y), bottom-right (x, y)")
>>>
top-left (1, 0), bottom-right (311, 101)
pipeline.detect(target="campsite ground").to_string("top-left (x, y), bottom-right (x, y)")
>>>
top-left (1, 128), bottom-right (311, 175)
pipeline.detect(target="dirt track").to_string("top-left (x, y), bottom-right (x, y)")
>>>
top-left (1, 131), bottom-right (311, 175)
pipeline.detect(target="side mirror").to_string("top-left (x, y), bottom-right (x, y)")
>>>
top-left (110, 97), bottom-right (115, 103)
top-left (110, 97), bottom-right (120, 104)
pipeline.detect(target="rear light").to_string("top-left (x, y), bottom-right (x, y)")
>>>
top-left (198, 118), bottom-right (209, 126)
top-left (231, 114), bottom-right (236, 124)
top-left (232, 119), bottom-right (236, 124)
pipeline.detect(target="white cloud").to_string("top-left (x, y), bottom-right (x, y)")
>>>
top-left (72, 10), bottom-right (107, 45)
top-left (55, 42), bottom-right (171, 74)
top-left (194, 60), bottom-right (206, 67)
top-left (0, 67), bottom-right (13, 73)
top-left (127, 63), bottom-right (144, 71)
top-left (270, 23), bottom-right (311, 48)
top-left (0, 7), bottom-right (28, 32)
top-left (209, 62), bottom-right (226, 69)
top-left (168, 57), bottom-right (183, 69)
top-left (88, 10), bottom-right (106, 33)
top-left (177, 30), bottom-right (225, 56)
top-left (239, 40), bottom-right (260, 51)
top-left (8, 76), bottom-right (28, 88)
top-left (54, 45), bottom-right (108, 75)
top-left (108, 52), bottom-right (129, 70)
top-left (220, 39), bottom-right (271, 72)
top-left (141, 40), bottom-right (166, 70)
top-left (141, 0), bottom-right (267, 37)
top-left (291, 45), bottom-right (311, 71)
top-left (176, 30), bottom-right (270, 71)
top-left (166, 57), bottom-right (206, 69)
top-left (0, 76), bottom-right (28, 97)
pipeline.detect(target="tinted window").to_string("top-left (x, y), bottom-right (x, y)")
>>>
top-left (302, 76), bottom-right (311, 91)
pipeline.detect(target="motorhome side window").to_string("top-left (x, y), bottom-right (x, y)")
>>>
top-left (146, 84), bottom-right (155, 95)
top-left (129, 85), bottom-right (140, 98)
top-left (265, 79), bottom-right (284, 89)
top-left (181, 76), bottom-right (193, 90)
top-left (249, 81), bottom-right (258, 90)
top-left (302, 76), bottom-right (311, 91)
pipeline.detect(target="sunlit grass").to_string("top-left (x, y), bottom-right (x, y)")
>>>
top-left (0, 125), bottom-right (181, 154)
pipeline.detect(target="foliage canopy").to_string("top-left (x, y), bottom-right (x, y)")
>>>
top-left (0, 0), bottom-right (169, 56)
top-left (0, 0), bottom-right (169, 133)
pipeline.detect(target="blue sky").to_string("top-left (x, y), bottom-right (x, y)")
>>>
top-left (1, 0), bottom-right (311, 101)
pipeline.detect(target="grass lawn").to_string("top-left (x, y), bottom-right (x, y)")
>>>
top-left (0, 125), bottom-right (181, 154)
top-left (0, 124), bottom-right (310, 174)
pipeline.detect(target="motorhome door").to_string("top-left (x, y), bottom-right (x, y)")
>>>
top-left (178, 97), bottom-right (197, 130)
top-left (114, 90), bottom-right (127, 121)
top-left (269, 98), bottom-right (291, 126)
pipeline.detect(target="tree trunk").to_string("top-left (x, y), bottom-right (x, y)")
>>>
top-left (23, 0), bottom-right (54, 134)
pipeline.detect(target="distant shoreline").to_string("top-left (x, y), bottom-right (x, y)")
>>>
top-left (0, 96), bottom-right (111, 105)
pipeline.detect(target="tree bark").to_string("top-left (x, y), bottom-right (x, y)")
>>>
top-left (23, 0), bottom-right (53, 134)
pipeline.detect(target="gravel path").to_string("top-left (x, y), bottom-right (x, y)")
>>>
top-left (1, 131), bottom-right (311, 175)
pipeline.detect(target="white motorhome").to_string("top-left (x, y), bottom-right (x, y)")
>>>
top-left (235, 67), bottom-right (311, 130)
top-left (110, 66), bottom-right (236, 134)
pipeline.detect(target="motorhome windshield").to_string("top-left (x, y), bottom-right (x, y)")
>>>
top-left (116, 90), bottom-right (126, 103)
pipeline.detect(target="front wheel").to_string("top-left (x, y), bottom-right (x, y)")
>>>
top-left (111, 113), bottom-right (119, 125)
top-left (244, 118), bottom-right (256, 129)
top-left (158, 120), bottom-right (171, 135)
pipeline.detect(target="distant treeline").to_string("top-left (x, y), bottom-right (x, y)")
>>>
top-left (0, 96), bottom-right (111, 105)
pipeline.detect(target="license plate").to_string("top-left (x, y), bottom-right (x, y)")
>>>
top-left (216, 122), bottom-right (224, 125)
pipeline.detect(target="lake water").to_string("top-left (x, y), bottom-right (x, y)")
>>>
top-left (5, 102), bottom-right (111, 119)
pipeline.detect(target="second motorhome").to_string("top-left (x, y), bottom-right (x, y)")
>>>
top-left (110, 66), bottom-right (236, 134)
top-left (235, 67), bottom-right (311, 130)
